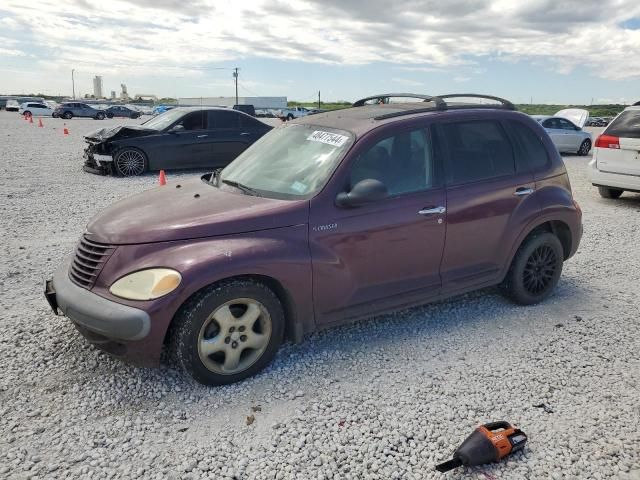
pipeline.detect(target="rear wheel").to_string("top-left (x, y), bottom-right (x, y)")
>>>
top-left (500, 232), bottom-right (563, 305)
top-left (598, 186), bottom-right (623, 199)
top-left (287, 114), bottom-right (294, 121)
top-left (107, 112), bottom-right (114, 119)
top-left (114, 148), bottom-right (147, 176)
top-left (169, 280), bottom-right (285, 385)
top-left (63, 111), bottom-right (73, 119)
top-left (577, 139), bottom-right (591, 156)
top-left (96, 112), bottom-right (105, 120)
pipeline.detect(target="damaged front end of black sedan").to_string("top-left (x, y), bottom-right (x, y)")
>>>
top-left (83, 125), bottom-right (155, 175)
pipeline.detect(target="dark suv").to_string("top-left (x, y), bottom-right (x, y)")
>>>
top-left (45, 94), bottom-right (582, 385)
top-left (54, 102), bottom-right (105, 120)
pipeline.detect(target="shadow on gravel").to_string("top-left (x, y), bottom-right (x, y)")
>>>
top-left (56, 277), bottom-right (591, 405)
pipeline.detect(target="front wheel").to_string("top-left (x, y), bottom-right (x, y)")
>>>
top-left (500, 232), bottom-right (564, 305)
top-left (106, 112), bottom-right (114, 119)
top-left (95, 112), bottom-right (105, 120)
top-left (114, 148), bottom-right (147, 176)
top-left (577, 139), bottom-right (591, 156)
top-left (169, 280), bottom-right (285, 385)
top-left (598, 186), bottom-right (623, 199)
top-left (286, 114), bottom-right (294, 121)
top-left (63, 111), bottom-right (73, 119)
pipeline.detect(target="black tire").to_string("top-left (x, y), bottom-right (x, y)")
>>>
top-left (577, 139), bottom-right (591, 156)
top-left (106, 112), bottom-right (114, 119)
top-left (499, 232), bottom-right (564, 305)
top-left (598, 186), bottom-right (623, 199)
top-left (96, 112), bottom-right (105, 120)
top-left (169, 280), bottom-right (285, 386)
top-left (287, 114), bottom-right (294, 121)
top-left (114, 148), bottom-right (148, 176)
top-left (63, 111), bottom-right (73, 120)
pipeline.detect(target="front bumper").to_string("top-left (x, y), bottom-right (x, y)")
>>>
top-left (46, 259), bottom-right (151, 343)
top-left (83, 144), bottom-right (114, 175)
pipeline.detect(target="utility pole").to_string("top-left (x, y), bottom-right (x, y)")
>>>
top-left (232, 67), bottom-right (239, 105)
top-left (318, 90), bottom-right (321, 109)
top-left (72, 69), bottom-right (76, 99)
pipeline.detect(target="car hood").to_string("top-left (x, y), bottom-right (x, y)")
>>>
top-left (84, 125), bottom-right (156, 143)
top-left (555, 108), bottom-right (589, 128)
top-left (85, 178), bottom-right (308, 244)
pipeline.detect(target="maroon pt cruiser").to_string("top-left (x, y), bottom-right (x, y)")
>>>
top-left (46, 94), bottom-right (582, 385)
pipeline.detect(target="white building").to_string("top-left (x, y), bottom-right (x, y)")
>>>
top-left (92, 76), bottom-right (103, 98)
top-left (177, 96), bottom-right (287, 109)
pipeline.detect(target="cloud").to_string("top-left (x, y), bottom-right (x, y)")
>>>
top-left (1, 0), bottom-right (640, 92)
top-left (391, 77), bottom-right (424, 87)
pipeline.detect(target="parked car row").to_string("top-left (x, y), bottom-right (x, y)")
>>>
top-left (46, 93), bottom-right (590, 386)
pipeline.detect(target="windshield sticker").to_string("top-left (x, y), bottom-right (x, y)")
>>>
top-left (291, 181), bottom-right (308, 193)
top-left (307, 130), bottom-right (349, 147)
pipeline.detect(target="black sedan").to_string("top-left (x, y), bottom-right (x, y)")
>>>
top-left (104, 105), bottom-right (141, 119)
top-left (82, 107), bottom-right (272, 176)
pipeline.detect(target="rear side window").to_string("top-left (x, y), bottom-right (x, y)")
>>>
top-left (508, 121), bottom-right (550, 171)
top-left (606, 110), bottom-right (640, 138)
top-left (437, 120), bottom-right (515, 185)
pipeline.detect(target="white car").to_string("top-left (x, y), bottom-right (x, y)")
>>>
top-left (588, 104), bottom-right (640, 198)
top-left (18, 102), bottom-right (55, 117)
top-left (532, 109), bottom-right (592, 155)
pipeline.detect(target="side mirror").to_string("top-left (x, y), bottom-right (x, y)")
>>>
top-left (169, 124), bottom-right (185, 133)
top-left (336, 179), bottom-right (388, 208)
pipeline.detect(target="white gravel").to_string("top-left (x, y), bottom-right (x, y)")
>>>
top-left (0, 112), bottom-right (639, 479)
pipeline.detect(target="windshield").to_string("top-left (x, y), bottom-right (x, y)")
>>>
top-left (141, 109), bottom-right (185, 130)
top-left (220, 124), bottom-right (354, 199)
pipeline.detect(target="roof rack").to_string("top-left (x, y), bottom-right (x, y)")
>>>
top-left (352, 93), bottom-right (516, 120)
top-left (352, 93), bottom-right (446, 108)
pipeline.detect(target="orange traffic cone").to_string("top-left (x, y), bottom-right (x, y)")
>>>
top-left (63, 124), bottom-right (69, 135)
top-left (38, 118), bottom-right (43, 128)
top-left (159, 170), bottom-right (167, 186)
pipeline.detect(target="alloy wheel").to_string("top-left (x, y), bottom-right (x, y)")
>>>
top-left (197, 298), bottom-right (272, 375)
top-left (579, 140), bottom-right (591, 155)
top-left (115, 150), bottom-right (146, 176)
top-left (523, 245), bottom-right (557, 295)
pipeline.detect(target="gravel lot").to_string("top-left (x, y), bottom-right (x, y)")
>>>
top-left (0, 111), bottom-right (639, 479)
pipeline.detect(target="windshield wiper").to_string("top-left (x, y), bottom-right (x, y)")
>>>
top-left (221, 179), bottom-right (260, 196)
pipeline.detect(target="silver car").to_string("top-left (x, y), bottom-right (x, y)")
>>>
top-left (532, 109), bottom-right (592, 156)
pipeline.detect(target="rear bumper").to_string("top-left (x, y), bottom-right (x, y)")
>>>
top-left (588, 159), bottom-right (640, 192)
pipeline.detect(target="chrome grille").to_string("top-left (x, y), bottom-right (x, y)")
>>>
top-left (69, 236), bottom-right (115, 289)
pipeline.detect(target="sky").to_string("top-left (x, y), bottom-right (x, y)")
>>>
top-left (1, 0), bottom-right (640, 104)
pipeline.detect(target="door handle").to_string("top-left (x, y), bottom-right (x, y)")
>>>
top-left (418, 206), bottom-right (446, 215)
top-left (197, 134), bottom-right (208, 138)
top-left (240, 132), bottom-right (251, 136)
top-left (514, 187), bottom-right (534, 196)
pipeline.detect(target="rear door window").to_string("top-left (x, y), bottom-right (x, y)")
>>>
top-left (606, 110), bottom-right (640, 138)
top-left (506, 121), bottom-right (550, 171)
top-left (240, 115), bottom-right (266, 128)
top-left (436, 120), bottom-right (516, 185)
top-left (208, 110), bottom-right (241, 129)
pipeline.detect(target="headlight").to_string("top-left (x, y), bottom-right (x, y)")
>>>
top-left (109, 268), bottom-right (181, 300)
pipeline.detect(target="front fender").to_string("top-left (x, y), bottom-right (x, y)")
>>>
top-left (92, 224), bottom-right (313, 353)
